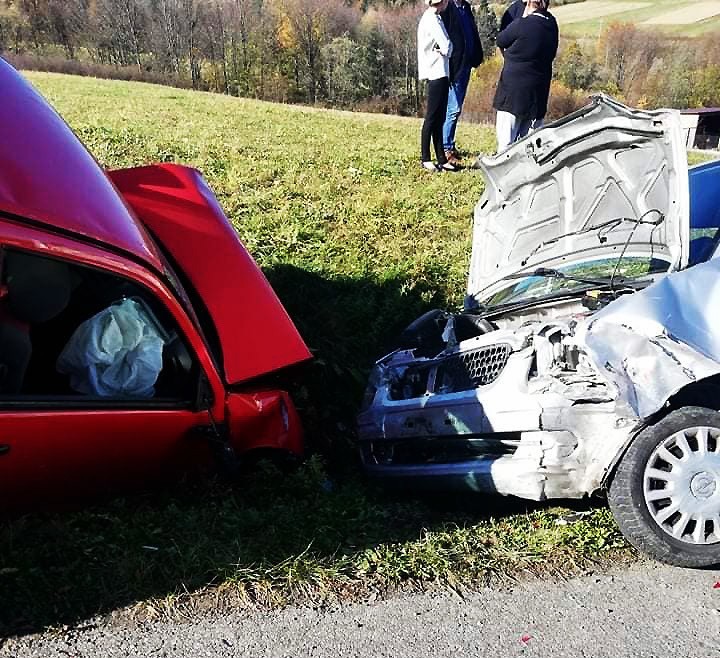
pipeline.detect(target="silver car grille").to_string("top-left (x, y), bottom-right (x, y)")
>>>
top-left (438, 343), bottom-right (511, 388)
top-left (389, 343), bottom-right (511, 400)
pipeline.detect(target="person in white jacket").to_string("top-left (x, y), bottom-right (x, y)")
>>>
top-left (417, 0), bottom-right (456, 172)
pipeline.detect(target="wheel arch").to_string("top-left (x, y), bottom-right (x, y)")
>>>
top-left (600, 374), bottom-right (720, 490)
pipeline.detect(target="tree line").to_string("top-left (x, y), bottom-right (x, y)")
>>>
top-left (1, 0), bottom-right (719, 117)
top-left (0, 0), bottom-right (498, 114)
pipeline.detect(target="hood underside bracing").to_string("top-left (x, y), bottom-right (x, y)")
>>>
top-left (467, 95), bottom-right (689, 306)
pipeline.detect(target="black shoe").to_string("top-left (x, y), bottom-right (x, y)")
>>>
top-left (440, 161), bottom-right (458, 172)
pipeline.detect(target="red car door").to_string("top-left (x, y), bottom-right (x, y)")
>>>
top-left (0, 408), bottom-right (215, 509)
top-left (0, 224), bottom-right (226, 511)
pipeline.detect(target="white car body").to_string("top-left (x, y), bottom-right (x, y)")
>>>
top-left (358, 95), bottom-right (720, 503)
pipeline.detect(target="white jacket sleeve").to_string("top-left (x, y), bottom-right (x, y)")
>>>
top-left (430, 14), bottom-right (452, 57)
top-left (417, 10), bottom-right (452, 80)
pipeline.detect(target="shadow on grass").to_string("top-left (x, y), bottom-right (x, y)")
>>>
top-left (0, 266), bottom-right (617, 637)
top-left (263, 264), bottom-right (458, 465)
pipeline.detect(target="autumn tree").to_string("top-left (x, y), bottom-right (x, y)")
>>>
top-left (474, 0), bottom-right (497, 57)
top-left (42, 0), bottom-right (88, 58)
top-left (272, 0), bottom-right (357, 102)
top-left (374, 3), bottom-right (418, 112)
top-left (150, 0), bottom-right (183, 75)
top-left (596, 22), bottom-right (663, 102)
top-left (322, 34), bottom-right (367, 105)
top-left (228, 0), bottom-right (269, 96)
top-left (197, 0), bottom-right (229, 93)
top-left (91, 0), bottom-right (149, 70)
top-left (0, 0), bottom-right (29, 53)
top-left (358, 13), bottom-right (389, 98)
top-left (691, 64), bottom-right (720, 107)
top-left (557, 41), bottom-right (597, 90)
top-left (18, 0), bottom-right (46, 49)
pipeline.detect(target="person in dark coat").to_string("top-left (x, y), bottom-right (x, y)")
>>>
top-left (492, 0), bottom-right (558, 151)
top-left (439, 0), bottom-right (484, 164)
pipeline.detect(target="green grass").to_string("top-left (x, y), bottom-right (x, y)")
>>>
top-left (0, 73), bottom-right (640, 636)
top-left (554, 0), bottom-right (720, 38)
top-left (1, 460), bottom-right (629, 635)
top-left (688, 150), bottom-right (720, 166)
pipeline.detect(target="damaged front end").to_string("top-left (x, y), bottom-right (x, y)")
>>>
top-left (358, 298), bottom-right (640, 500)
top-left (580, 256), bottom-right (720, 421)
top-left (358, 95), bottom-right (693, 500)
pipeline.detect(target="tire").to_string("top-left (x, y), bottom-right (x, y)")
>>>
top-left (608, 406), bottom-right (720, 567)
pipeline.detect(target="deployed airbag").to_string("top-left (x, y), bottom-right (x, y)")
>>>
top-left (57, 298), bottom-right (165, 397)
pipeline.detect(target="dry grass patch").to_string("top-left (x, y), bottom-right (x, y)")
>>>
top-left (643, 0), bottom-right (720, 23)
top-left (553, 0), bottom-right (650, 24)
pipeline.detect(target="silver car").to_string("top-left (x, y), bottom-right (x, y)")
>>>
top-left (358, 95), bottom-right (720, 567)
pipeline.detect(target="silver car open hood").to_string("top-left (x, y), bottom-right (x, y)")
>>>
top-left (467, 95), bottom-right (689, 306)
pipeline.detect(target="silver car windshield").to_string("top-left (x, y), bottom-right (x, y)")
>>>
top-left (480, 257), bottom-right (670, 308)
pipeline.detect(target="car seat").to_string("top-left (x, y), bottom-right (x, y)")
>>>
top-left (0, 252), bottom-right (72, 393)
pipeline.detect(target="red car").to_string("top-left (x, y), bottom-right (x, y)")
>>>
top-left (0, 60), bottom-right (311, 510)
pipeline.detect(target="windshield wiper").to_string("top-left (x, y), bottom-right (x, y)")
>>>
top-left (520, 212), bottom-right (666, 266)
top-left (503, 267), bottom-right (617, 287)
top-left (609, 209), bottom-right (665, 291)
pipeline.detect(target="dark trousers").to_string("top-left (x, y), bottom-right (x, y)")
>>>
top-left (421, 77), bottom-right (449, 164)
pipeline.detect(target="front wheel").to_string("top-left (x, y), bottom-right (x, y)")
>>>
top-left (608, 406), bottom-right (720, 567)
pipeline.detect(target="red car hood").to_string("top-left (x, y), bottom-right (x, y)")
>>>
top-left (0, 59), bottom-right (163, 271)
top-left (108, 164), bottom-right (312, 385)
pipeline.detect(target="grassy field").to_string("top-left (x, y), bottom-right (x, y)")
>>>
top-left (553, 0), bottom-right (720, 37)
top-left (2, 72), bottom-right (703, 637)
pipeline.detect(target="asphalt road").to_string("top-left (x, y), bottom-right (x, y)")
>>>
top-left (3, 561), bottom-right (720, 658)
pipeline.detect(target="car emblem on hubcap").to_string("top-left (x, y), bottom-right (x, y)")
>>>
top-left (690, 472), bottom-right (717, 499)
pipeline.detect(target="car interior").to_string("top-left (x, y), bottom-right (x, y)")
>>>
top-left (688, 160), bottom-right (720, 266)
top-left (0, 248), bottom-right (198, 403)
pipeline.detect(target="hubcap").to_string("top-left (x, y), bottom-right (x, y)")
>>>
top-left (643, 425), bottom-right (720, 545)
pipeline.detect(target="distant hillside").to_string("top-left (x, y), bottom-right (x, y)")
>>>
top-left (551, 0), bottom-right (720, 37)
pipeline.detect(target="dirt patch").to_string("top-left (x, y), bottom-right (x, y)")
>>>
top-left (643, 0), bottom-right (720, 24)
top-left (553, 0), bottom-right (650, 23)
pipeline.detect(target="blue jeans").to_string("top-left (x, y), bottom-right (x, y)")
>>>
top-left (443, 67), bottom-right (472, 152)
